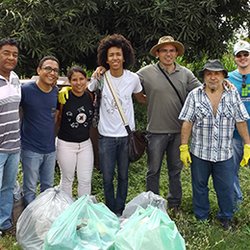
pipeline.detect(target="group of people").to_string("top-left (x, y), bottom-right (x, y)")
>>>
top-left (0, 34), bottom-right (249, 237)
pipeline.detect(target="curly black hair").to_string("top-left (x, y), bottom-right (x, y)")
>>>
top-left (97, 34), bottom-right (135, 69)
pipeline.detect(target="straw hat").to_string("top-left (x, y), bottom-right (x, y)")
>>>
top-left (150, 36), bottom-right (185, 57)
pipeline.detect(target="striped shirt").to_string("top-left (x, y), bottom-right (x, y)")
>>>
top-left (179, 85), bottom-right (249, 162)
top-left (0, 71), bottom-right (21, 153)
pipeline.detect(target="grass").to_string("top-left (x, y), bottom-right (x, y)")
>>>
top-left (1, 155), bottom-right (250, 250)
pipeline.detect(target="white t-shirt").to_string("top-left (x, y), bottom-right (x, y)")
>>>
top-left (89, 69), bottom-right (142, 137)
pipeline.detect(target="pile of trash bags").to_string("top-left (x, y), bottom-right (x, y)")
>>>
top-left (16, 191), bottom-right (186, 250)
top-left (16, 187), bottom-right (73, 250)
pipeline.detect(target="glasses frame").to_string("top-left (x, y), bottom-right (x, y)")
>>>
top-left (42, 66), bottom-right (60, 74)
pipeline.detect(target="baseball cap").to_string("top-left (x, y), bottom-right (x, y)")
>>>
top-left (233, 40), bottom-right (250, 55)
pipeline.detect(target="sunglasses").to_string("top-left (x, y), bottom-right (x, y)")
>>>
top-left (236, 51), bottom-right (249, 58)
top-left (242, 75), bottom-right (247, 88)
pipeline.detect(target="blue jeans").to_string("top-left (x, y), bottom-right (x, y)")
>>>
top-left (0, 152), bottom-right (20, 230)
top-left (146, 133), bottom-right (182, 207)
top-left (21, 149), bottom-right (56, 206)
top-left (191, 154), bottom-right (234, 220)
top-left (99, 135), bottom-right (129, 214)
top-left (232, 138), bottom-right (244, 207)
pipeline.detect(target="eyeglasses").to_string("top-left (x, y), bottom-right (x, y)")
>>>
top-left (236, 52), bottom-right (249, 58)
top-left (158, 49), bottom-right (176, 54)
top-left (42, 66), bottom-right (60, 74)
top-left (242, 75), bottom-right (247, 88)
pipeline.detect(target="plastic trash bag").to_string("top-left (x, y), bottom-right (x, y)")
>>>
top-left (16, 186), bottom-right (73, 250)
top-left (122, 191), bottom-right (167, 218)
top-left (44, 195), bottom-right (120, 250)
top-left (115, 205), bottom-right (186, 250)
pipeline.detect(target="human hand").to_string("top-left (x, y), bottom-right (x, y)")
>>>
top-left (92, 66), bottom-right (106, 79)
top-left (58, 86), bottom-right (72, 104)
top-left (224, 79), bottom-right (236, 90)
top-left (240, 144), bottom-right (250, 167)
top-left (179, 144), bottom-right (192, 168)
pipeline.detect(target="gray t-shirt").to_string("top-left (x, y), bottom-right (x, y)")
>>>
top-left (137, 62), bottom-right (201, 133)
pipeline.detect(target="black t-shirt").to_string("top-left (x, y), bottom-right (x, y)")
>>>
top-left (58, 91), bottom-right (93, 142)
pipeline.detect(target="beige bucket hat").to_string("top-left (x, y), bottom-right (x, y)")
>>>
top-left (150, 36), bottom-right (185, 57)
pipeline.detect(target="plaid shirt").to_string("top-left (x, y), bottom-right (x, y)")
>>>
top-left (179, 85), bottom-right (249, 162)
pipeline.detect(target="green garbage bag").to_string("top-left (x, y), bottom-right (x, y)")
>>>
top-left (44, 195), bottom-right (120, 250)
top-left (115, 205), bottom-right (185, 250)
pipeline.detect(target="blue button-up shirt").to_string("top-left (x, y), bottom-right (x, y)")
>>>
top-left (179, 85), bottom-right (249, 162)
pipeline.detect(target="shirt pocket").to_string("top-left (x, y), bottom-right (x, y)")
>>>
top-left (195, 102), bottom-right (210, 119)
top-left (220, 103), bottom-right (234, 119)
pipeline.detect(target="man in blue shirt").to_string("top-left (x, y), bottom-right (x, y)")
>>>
top-left (20, 56), bottom-right (59, 206)
top-left (228, 40), bottom-right (250, 210)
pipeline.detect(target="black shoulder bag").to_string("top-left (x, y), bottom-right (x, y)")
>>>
top-left (104, 72), bottom-right (147, 162)
top-left (157, 64), bottom-right (184, 106)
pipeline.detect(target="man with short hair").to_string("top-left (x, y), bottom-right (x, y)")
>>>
top-left (179, 59), bottom-right (250, 229)
top-left (0, 38), bottom-right (20, 236)
top-left (20, 56), bottom-right (59, 206)
top-left (228, 40), bottom-right (250, 209)
top-left (137, 36), bottom-right (201, 212)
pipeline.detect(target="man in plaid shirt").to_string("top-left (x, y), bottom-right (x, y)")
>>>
top-left (178, 59), bottom-right (250, 230)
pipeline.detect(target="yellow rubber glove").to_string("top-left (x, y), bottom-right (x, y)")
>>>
top-left (179, 144), bottom-right (192, 168)
top-left (58, 86), bottom-right (72, 104)
top-left (240, 144), bottom-right (250, 167)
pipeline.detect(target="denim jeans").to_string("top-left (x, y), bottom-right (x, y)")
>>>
top-left (232, 138), bottom-right (244, 208)
top-left (191, 154), bottom-right (234, 220)
top-left (99, 135), bottom-right (129, 214)
top-left (21, 149), bottom-right (56, 206)
top-left (146, 133), bottom-right (182, 207)
top-left (0, 152), bottom-right (20, 230)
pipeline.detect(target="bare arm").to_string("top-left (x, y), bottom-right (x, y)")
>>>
top-left (92, 66), bottom-right (106, 79)
top-left (236, 121), bottom-right (250, 144)
top-left (133, 92), bottom-right (147, 105)
top-left (181, 121), bottom-right (193, 144)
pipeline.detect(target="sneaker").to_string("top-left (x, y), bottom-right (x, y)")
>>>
top-left (168, 206), bottom-right (181, 217)
top-left (218, 218), bottom-right (232, 231)
top-left (0, 225), bottom-right (16, 237)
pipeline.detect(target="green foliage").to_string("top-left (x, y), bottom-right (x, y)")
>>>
top-left (0, 0), bottom-right (249, 76)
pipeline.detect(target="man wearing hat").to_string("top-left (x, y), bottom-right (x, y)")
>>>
top-left (137, 36), bottom-right (200, 213)
top-left (228, 40), bottom-right (250, 210)
top-left (178, 59), bottom-right (250, 229)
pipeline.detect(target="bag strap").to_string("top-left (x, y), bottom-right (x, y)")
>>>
top-left (104, 72), bottom-right (132, 134)
top-left (157, 63), bottom-right (184, 106)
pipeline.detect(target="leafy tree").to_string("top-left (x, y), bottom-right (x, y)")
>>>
top-left (0, 0), bottom-right (249, 76)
